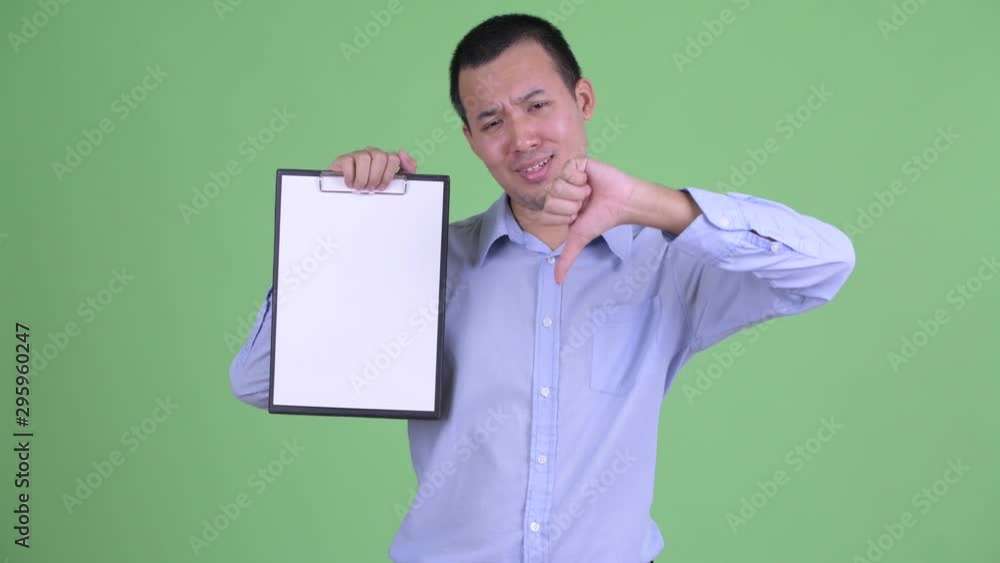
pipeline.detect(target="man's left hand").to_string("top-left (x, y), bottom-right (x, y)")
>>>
top-left (548, 157), bottom-right (638, 284)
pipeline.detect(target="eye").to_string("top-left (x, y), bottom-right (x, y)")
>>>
top-left (483, 120), bottom-right (501, 131)
top-left (529, 101), bottom-right (547, 111)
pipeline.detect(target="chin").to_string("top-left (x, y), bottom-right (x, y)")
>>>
top-left (507, 187), bottom-right (547, 212)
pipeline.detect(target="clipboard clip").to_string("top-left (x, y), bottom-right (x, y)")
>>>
top-left (319, 170), bottom-right (408, 195)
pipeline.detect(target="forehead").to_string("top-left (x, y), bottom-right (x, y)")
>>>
top-left (458, 40), bottom-right (564, 110)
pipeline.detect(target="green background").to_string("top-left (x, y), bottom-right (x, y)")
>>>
top-left (3, 0), bottom-right (997, 561)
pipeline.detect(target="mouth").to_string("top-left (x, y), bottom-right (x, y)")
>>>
top-left (515, 155), bottom-right (554, 183)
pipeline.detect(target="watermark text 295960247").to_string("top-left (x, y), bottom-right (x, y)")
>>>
top-left (13, 322), bottom-right (35, 549)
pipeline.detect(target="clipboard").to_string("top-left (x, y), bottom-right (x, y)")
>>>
top-left (268, 169), bottom-right (449, 419)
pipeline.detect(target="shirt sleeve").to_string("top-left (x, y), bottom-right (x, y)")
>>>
top-left (228, 286), bottom-right (273, 409)
top-left (665, 187), bottom-right (855, 354)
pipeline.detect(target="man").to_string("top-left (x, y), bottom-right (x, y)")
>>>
top-left (230, 13), bottom-right (855, 563)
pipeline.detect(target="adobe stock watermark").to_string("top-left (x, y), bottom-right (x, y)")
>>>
top-left (351, 279), bottom-right (467, 394)
top-left (716, 85), bottom-right (833, 191)
top-left (51, 65), bottom-right (169, 183)
top-left (672, 0), bottom-right (751, 73)
top-left (410, 92), bottom-right (625, 172)
top-left (61, 397), bottom-right (179, 514)
top-left (559, 246), bottom-right (660, 363)
top-left (225, 293), bottom-right (272, 355)
top-left (222, 236), bottom-right (341, 354)
top-left (340, 0), bottom-right (404, 63)
top-left (392, 405), bottom-right (517, 522)
top-left (727, 416), bottom-right (844, 533)
top-left (548, 448), bottom-right (639, 541)
top-left (31, 269), bottom-right (136, 374)
top-left (877, 0), bottom-right (932, 41)
top-left (842, 127), bottom-right (958, 240)
top-left (178, 107), bottom-right (296, 223)
top-left (586, 117), bottom-right (628, 156)
top-left (681, 296), bottom-right (798, 405)
top-left (7, 0), bottom-right (72, 54)
top-left (406, 72), bottom-right (503, 169)
top-left (213, 0), bottom-right (245, 21)
top-left (559, 298), bottom-right (620, 362)
top-left (543, 0), bottom-right (589, 25)
top-left (189, 440), bottom-right (306, 557)
top-left (558, 245), bottom-right (799, 390)
top-left (415, 77), bottom-right (628, 171)
top-left (850, 459), bottom-right (970, 563)
top-left (887, 254), bottom-right (997, 372)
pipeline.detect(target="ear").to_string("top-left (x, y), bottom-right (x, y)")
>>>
top-left (575, 78), bottom-right (596, 120)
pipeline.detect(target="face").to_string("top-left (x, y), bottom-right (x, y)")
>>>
top-left (460, 40), bottom-right (595, 212)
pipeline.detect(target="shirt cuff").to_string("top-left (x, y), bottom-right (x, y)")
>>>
top-left (668, 187), bottom-right (818, 261)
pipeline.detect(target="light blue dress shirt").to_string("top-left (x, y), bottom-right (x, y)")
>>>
top-left (229, 186), bottom-right (855, 563)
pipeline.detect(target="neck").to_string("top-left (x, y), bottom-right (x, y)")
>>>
top-left (507, 196), bottom-right (568, 251)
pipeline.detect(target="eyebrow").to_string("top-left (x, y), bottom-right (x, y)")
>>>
top-left (474, 88), bottom-right (547, 122)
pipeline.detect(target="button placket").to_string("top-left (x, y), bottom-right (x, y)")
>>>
top-left (524, 253), bottom-right (561, 562)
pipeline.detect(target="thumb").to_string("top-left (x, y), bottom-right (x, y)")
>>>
top-left (554, 231), bottom-right (588, 285)
top-left (398, 149), bottom-right (418, 174)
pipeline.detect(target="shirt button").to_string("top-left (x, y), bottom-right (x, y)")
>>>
top-left (547, 256), bottom-right (555, 264)
top-left (530, 522), bottom-right (541, 532)
top-left (770, 242), bottom-right (781, 253)
top-left (542, 317), bottom-right (553, 328)
top-left (537, 454), bottom-right (547, 464)
top-left (540, 386), bottom-right (550, 397)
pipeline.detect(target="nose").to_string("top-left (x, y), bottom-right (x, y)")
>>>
top-left (508, 114), bottom-right (539, 153)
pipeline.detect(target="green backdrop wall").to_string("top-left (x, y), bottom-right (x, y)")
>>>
top-left (3, 0), bottom-right (997, 561)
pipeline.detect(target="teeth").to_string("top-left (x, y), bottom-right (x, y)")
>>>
top-left (522, 157), bottom-right (550, 173)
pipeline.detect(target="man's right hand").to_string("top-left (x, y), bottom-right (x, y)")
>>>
top-left (329, 147), bottom-right (418, 191)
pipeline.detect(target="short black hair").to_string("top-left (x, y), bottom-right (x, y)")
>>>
top-left (449, 14), bottom-right (582, 128)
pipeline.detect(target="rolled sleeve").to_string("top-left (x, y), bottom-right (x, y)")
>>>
top-left (229, 286), bottom-right (274, 409)
top-left (664, 187), bottom-right (855, 353)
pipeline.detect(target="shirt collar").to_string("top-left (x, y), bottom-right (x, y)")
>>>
top-left (476, 193), bottom-right (633, 266)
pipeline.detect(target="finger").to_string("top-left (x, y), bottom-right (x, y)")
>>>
top-left (559, 159), bottom-right (588, 186)
top-left (561, 170), bottom-right (588, 186)
top-left (352, 151), bottom-right (372, 189)
top-left (366, 150), bottom-right (388, 190)
top-left (555, 232), bottom-right (589, 285)
top-left (542, 213), bottom-right (577, 226)
top-left (378, 153), bottom-right (401, 190)
top-left (398, 149), bottom-right (418, 174)
top-left (545, 193), bottom-right (586, 217)
top-left (340, 157), bottom-right (356, 188)
top-left (548, 178), bottom-right (590, 202)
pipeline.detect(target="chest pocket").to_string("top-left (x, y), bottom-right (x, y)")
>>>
top-left (590, 296), bottom-right (660, 395)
